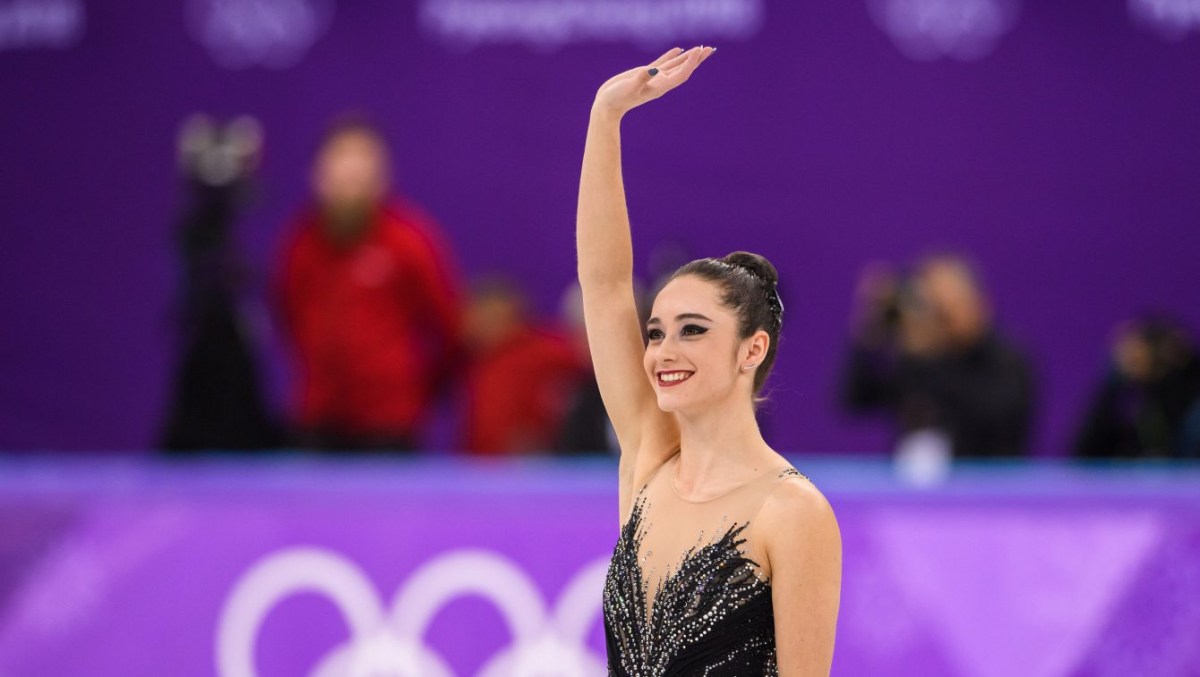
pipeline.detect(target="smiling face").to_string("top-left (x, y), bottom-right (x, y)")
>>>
top-left (644, 275), bottom-right (765, 415)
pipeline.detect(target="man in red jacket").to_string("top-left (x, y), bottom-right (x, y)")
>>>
top-left (278, 119), bottom-right (463, 451)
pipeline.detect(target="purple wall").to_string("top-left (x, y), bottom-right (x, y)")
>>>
top-left (2, 1), bottom-right (1198, 453)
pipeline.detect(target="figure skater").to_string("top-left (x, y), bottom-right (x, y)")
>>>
top-left (577, 46), bottom-right (842, 675)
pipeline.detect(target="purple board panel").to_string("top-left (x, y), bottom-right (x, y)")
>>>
top-left (0, 456), bottom-right (1198, 675)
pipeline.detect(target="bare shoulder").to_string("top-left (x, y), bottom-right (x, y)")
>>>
top-left (760, 469), bottom-right (842, 673)
top-left (759, 471), bottom-right (841, 554)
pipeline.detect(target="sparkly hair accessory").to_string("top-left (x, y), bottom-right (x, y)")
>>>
top-left (716, 259), bottom-right (784, 330)
top-left (764, 284), bottom-right (784, 329)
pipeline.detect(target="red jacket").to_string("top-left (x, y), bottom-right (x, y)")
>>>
top-left (279, 202), bottom-right (463, 438)
top-left (464, 326), bottom-right (585, 455)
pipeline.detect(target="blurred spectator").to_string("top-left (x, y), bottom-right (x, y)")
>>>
top-left (461, 277), bottom-right (585, 455)
top-left (160, 115), bottom-right (282, 452)
top-left (556, 282), bottom-right (617, 454)
top-left (1075, 317), bottom-right (1200, 459)
top-left (840, 254), bottom-right (1035, 458)
top-left (278, 117), bottom-right (463, 451)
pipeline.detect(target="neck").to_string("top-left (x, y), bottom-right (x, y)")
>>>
top-left (673, 394), bottom-right (774, 491)
top-left (320, 202), bottom-right (377, 247)
top-left (952, 324), bottom-right (991, 351)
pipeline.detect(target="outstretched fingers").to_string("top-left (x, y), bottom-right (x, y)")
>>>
top-left (649, 46), bottom-right (714, 93)
top-left (609, 47), bottom-right (683, 89)
top-left (649, 46), bottom-right (685, 68)
top-left (657, 46), bottom-right (700, 74)
top-left (593, 45), bottom-right (716, 114)
top-left (667, 46), bottom-right (713, 76)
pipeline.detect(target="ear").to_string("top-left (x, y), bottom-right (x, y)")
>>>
top-left (740, 330), bottom-right (770, 367)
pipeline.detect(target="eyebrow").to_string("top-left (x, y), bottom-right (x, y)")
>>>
top-left (646, 313), bottom-right (714, 325)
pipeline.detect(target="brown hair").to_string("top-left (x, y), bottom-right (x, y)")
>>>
top-left (669, 251), bottom-right (783, 400)
top-left (317, 113), bottom-right (389, 156)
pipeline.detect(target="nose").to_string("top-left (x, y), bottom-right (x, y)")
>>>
top-left (652, 337), bottom-right (678, 364)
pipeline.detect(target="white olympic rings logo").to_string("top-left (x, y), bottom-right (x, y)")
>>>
top-left (216, 547), bottom-right (609, 676)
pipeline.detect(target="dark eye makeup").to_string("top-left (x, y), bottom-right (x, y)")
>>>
top-left (645, 324), bottom-right (708, 341)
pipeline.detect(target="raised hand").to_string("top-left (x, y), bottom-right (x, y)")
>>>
top-left (592, 46), bottom-right (716, 119)
top-left (578, 49), bottom-right (712, 516)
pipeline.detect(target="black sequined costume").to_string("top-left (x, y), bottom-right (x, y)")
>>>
top-left (603, 453), bottom-right (809, 675)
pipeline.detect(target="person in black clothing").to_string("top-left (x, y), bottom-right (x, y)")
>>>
top-left (840, 255), bottom-right (1035, 458)
top-left (160, 115), bottom-right (282, 452)
top-left (1075, 316), bottom-right (1200, 459)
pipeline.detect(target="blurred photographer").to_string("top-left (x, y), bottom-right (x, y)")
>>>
top-left (1075, 317), bottom-right (1200, 459)
top-left (840, 255), bottom-right (1035, 459)
top-left (159, 115), bottom-right (282, 451)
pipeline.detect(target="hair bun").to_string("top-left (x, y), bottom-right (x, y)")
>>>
top-left (722, 251), bottom-right (779, 287)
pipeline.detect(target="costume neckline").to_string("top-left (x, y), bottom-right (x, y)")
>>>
top-left (666, 451), bottom-right (784, 505)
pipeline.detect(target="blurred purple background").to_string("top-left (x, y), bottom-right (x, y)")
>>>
top-left (2, 0), bottom-right (1198, 454)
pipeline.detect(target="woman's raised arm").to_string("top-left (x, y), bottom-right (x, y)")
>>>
top-left (576, 46), bottom-right (714, 519)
